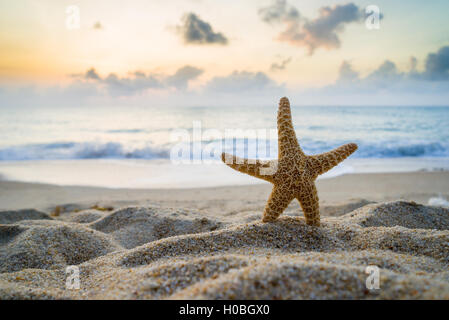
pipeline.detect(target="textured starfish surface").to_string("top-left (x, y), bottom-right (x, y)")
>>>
top-left (222, 97), bottom-right (358, 226)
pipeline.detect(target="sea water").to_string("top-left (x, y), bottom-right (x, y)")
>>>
top-left (0, 104), bottom-right (448, 188)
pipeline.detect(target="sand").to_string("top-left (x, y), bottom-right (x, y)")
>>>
top-left (0, 172), bottom-right (448, 299)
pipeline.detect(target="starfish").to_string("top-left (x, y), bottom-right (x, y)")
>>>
top-left (221, 97), bottom-right (357, 226)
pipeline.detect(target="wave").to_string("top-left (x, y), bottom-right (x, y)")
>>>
top-left (0, 142), bottom-right (170, 161)
top-left (358, 142), bottom-right (448, 158)
top-left (0, 140), bottom-right (448, 161)
top-left (106, 129), bottom-right (145, 133)
top-left (301, 141), bottom-right (449, 158)
top-left (219, 139), bottom-right (449, 159)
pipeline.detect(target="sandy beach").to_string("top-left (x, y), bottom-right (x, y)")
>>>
top-left (3, 0), bottom-right (449, 305)
top-left (0, 171), bottom-right (448, 299)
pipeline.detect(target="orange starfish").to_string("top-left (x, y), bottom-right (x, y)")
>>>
top-left (222, 97), bottom-right (357, 226)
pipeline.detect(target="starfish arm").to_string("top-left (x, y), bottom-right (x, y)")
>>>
top-left (296, 182), bottom-right (320, 226)
top-left (262, 186), bottom-right (294, 222)
top-left (221, 153), bottom-right (277, 183)
top-left (297, 183), bottom-right (320, 227)
top-left (277, 97), bottom-right (303, 159)
top-left (308, 143), bottom-right (358, 177)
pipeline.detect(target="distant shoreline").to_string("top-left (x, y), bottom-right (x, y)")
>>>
top-left (0, 157), bottom-right (449, 190)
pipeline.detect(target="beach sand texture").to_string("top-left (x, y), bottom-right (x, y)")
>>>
top-left (0, 174), bottom-right (448, 299)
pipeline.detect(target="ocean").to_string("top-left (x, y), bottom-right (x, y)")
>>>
top-left (0, 105), bottom-right (448, 188)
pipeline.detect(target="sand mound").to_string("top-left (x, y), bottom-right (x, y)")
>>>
top-left (320, 199), bottom-right (375, 217)
top-left (120, 207), bottom-right (448, 267)
top-left (0, 220), bottom-right (121, 273)
top-left (59, 210), bottom-right (108, 224)
top-left (90, 207), bottom-right (222, 249)
top-left (171, 256), bottom-right (449, 299)
top-left (0, 209), bottom-right (52, 224)
top-left (0, 200), bottom-right (448, 299)
top-left (119, 217), bottom-right (342, 267)
top-left (342, 201), bottom-right (449, 230)
top-left (0, 225), bottom-right (27, 246)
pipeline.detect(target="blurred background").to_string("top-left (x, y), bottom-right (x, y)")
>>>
top-left (1, 0), bottom-right (448, 188)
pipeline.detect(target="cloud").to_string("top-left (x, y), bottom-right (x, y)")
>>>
top-left (328, 46), bottom-right (449, 100)
top-left (102, 72), bottom-right (162, 96)
top-left (0, 81), bottom-right (101, 108)
top-left (84, 68), bottom-right (101, 80)
top-left (365, 60), bottom-right (401, 83)
top-left (409, 56), bottom-right (418, 72)
top-left (70, 66), bottom-right (204, 96)
top-left (3, 46), bottom-right (449, 108)
top-left (93, 22), bottom-right (103, 30)
top-left (336, 46), bottom-right (449, 85)
top-left (293, 56), bottom-right (449, 106)
top-left (273, 46), bottom-right (447, 106)
top-left (335, 60), bottom-right (402, 90)
top-left (258, 0), bottom-right (299, 24)
top-left (0, 68), bottom-right (284, 108)
top-left (299, 3), bottom-right (361, 52)
top-left (198, 70), bottom-right (285, 106)
top-left (270, 57), bottom-right (292, 71)
top-left (165, 66), bottom-right (203, 89)
top-left (259, 1), bottom-right (363, 54)
top-left (176, 13), bottom-right (228, 45)
top-left (338, 60), bottom-right (359, 82)
top-left (423, 46), bottom-right (449, 80)
top-left (205, 71), bottom-right (283, 93)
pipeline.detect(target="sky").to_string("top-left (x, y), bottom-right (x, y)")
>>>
top-left (1, 0), bottom-right (449, 107)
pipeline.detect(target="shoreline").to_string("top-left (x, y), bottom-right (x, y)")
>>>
top-left (0, 157), bottom-right (449, 190)
top-left (1, 171), bottom-right (448, 214)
